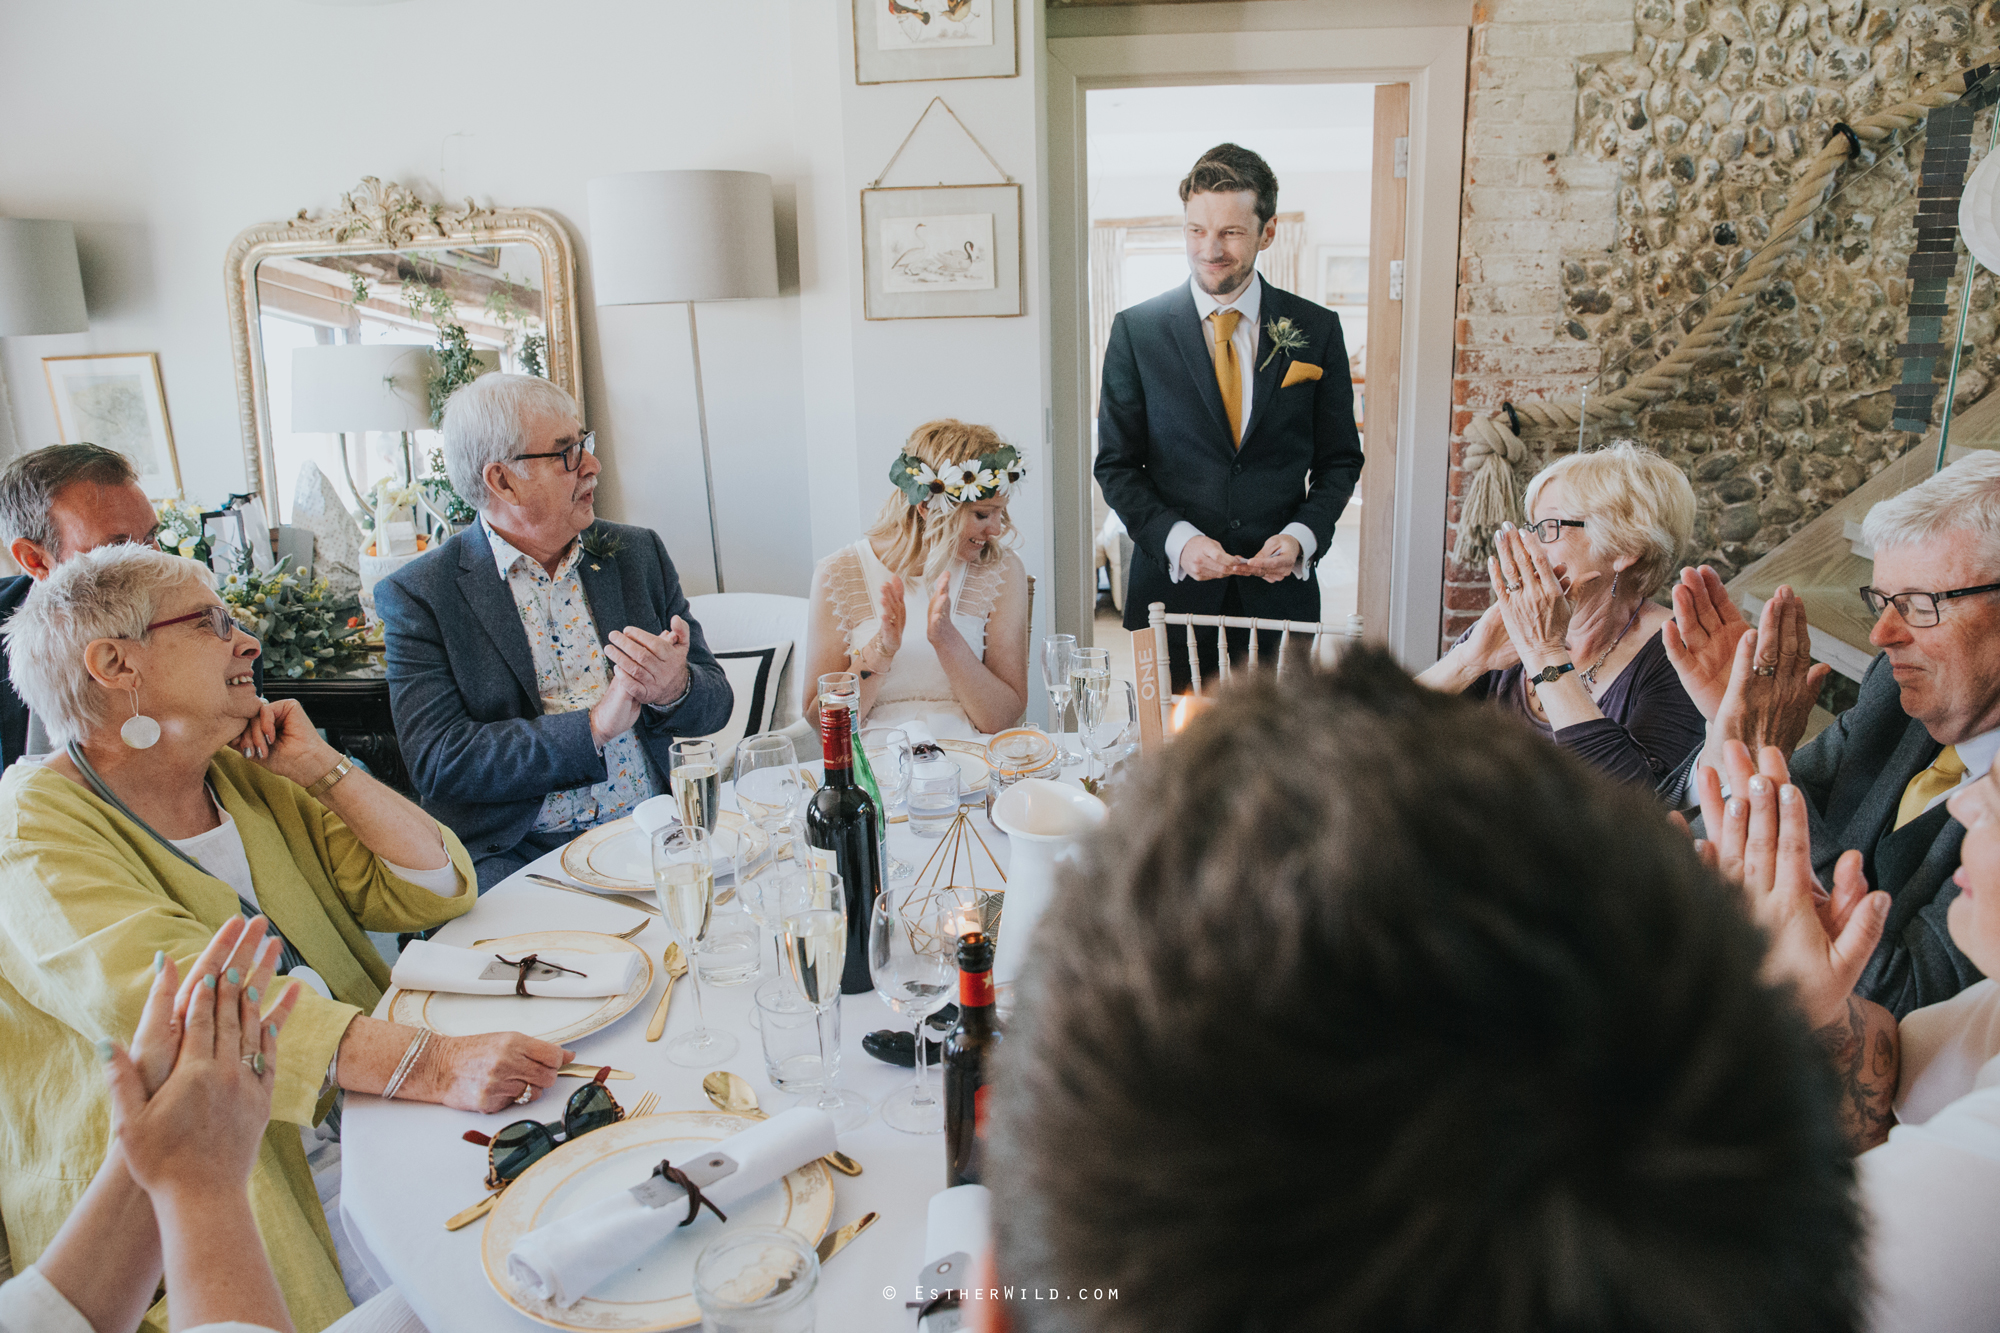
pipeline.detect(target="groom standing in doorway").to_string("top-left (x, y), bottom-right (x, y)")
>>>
top-left (1095, 142), bottom-right (1364, 691)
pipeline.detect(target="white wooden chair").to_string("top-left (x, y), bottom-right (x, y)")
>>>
top-left (1146, 600), bottom-right (1363, 730)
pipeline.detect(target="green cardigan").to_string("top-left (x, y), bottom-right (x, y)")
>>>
top-left (0, 749), bottom-right (474, 1332)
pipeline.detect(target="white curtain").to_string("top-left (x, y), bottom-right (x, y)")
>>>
top-left (1259, 215), bottom-right (1307, 295)
top-left (1088, 225), bottom-right (1125, 417)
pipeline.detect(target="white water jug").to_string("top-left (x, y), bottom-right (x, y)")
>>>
top-left (987, 779), bottom-right (1106, 987)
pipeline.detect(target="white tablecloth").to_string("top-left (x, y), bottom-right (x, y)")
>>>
top-left (339, 769), bottom-right (1039, 1333)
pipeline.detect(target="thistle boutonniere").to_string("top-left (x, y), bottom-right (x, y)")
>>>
top-left (1259, 317), bottom-right (1309, 371)
top-left (579, 523), bottom-right (622, 562)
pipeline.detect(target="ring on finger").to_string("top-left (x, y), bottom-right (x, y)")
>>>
top-left (1755, 664), bottom-right (1777, 677)
top-left (241, 1052), bottom-right (265, 1076)
top-left (515, 1082), bottom-right (535, 1105)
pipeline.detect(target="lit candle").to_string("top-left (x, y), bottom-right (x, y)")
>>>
top-left (1169, 692), bottom-right (1213, 735)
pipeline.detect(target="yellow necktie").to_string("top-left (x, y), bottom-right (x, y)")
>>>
top-left (1895, 745), bottom-right (1966, 829)
top-left (1210, 308), bottom-right (1243, 447)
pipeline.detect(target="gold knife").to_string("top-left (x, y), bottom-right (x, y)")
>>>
top-left (555, 1063), bottom-right (634, 1079)
top-left (528, 873), bottom-right (662, 916)
top-left (445, 1189), bottom-right (503, 1231)
top-left (817, 1210), bottom-right (877, 1264)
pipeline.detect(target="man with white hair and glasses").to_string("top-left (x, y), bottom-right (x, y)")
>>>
top-left (377, 374), bottom-right (731, 890)
top-left (1669, 451), bottom-right (2000, 1016)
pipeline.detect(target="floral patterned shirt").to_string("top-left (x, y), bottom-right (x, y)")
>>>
top-left (484, 521), bottom-right (659, 833)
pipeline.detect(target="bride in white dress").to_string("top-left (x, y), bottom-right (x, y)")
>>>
top-left (805, 419), bottom-right (1031, 740)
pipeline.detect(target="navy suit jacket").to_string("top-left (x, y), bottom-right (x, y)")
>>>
top-left (1094, 281), bottom-right (1364, 627)
top-left (377, 521), bottom-right (731, 867)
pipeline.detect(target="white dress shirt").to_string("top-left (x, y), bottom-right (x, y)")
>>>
top-left (1164, 272), bottom-right (1317, 584)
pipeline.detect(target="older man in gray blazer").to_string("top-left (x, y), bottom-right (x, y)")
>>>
top-left (1674, 452), bottom-right (2000, 1018)
top-left (378, 374), bottom-right (730, 890)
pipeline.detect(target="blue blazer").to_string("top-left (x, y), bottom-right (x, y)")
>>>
top-left (1094, 281), bottom-right (1364, 628)
top-left (376, 521), bottom-right (732, 864)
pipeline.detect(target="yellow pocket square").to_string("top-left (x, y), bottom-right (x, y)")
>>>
top-left (1281, 361), bottom-right (1323, 388)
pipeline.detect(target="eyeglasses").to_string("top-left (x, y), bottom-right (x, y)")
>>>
top-left (1522, 518), bottom-right (1586, 544)
top-left (1858, 581), bottom-right (2000, 628)
top-left (512, 430), bottom-right (596, 472)
top-left (462, 1071), bottom-right (624, 1189)
top-left (145, 605), bottom-right (237, 641)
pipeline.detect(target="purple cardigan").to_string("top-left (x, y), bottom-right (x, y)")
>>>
top-left (1463, 631), bottom-right (1705, 788)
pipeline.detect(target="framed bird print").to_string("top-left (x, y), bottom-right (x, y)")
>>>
top-left (853, 0), bottom-right (1018, 84)
top-left (861, 184), bottom-right (1024, 319)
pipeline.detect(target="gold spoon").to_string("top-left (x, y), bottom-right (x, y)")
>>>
top-left (644, 943), bottom-right (688, 1043)
top-left (701, 1069), bottom-right (862, 1176)
top-left (472, 919), bottom-right (648, 947)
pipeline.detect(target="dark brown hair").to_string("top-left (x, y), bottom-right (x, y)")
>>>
top-left (989, 650), bottom-right (1863, 1333)
top-left (1178, 142), bottom-right (1279, 228)
top-left (0, 443), bottom-right (138, 555)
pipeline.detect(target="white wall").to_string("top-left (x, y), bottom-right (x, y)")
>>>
top-left (0, 0), bottom-right (1051, 622)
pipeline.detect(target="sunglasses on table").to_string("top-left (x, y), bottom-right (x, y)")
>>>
top-left (512, 430), bottom-right (596, 472)
top-left (145, 605), bottom-right (238, 641)
top-left (1858, 581), bottom-right (2000, 628)
top-left (462, 1067), bottom-right (625, 1189)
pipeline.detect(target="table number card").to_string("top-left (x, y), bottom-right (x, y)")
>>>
top-left (1131, 629), bottom-right (1164, 753)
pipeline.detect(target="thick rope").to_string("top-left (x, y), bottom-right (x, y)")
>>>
top-left (1451, 66), bottom-right (1987, 570)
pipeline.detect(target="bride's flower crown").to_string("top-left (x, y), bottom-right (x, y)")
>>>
top-left (889, 444), bottom-right (1027, 518)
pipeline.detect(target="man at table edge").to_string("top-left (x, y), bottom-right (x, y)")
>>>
top-left (376, 374), bottom-right (731, 890)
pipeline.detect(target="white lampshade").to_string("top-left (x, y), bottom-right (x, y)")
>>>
top-left (0, 219), bottom-right (88, 336)
top-left (292, 344), bottom-right (435, 434)
top-left (1963, 149), bottom-right (2000, 274)
top-left (587, 170), bottom-right (779, 305)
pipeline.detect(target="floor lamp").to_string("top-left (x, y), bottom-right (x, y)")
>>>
top-left (291, 343), bottom-right (435, 510)
top-left (587, 170), bottom-right (779, 594)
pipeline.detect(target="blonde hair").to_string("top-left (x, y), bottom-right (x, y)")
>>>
top-left (1522, 441), bottom-right (1694, 600)
top-left (4, 544), bottom-right (216, 746)
top-left (865, 419), bottom-right (1018, 580)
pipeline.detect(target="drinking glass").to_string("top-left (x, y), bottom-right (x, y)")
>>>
top-left (868, 885), bottom-right (964, 1134)
top-left (1041, 634), bottom-right (1080, 766)
top-left (694, 1225), bottom-right (818, 1333)
top-left (741, 858), bottom-right (812, 1014)
top-left (733, 734), bottom-right (802, 824)
top-left (1070, 648), bottom-right (1112, 777)
top-left (653, 825), bottom-right (738, 1067)
top-left (859, 726), bottom-right (913, 881)
top-left (780, 870), bottom-right (870, 1131)
top-left (817, 670), bottom-right (860, 716)
top-left (1084, 677), bottom-right (1140, 783)
top-left (671, 739), bottom-right (722, 833)
top-left (906, 762), bottom-right (962, 838)
top-left (756, 980), bottom-right (842, 1093)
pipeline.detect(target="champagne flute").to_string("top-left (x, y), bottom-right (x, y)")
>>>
top-left (1042, 635), bottom-right (1079, 766)
top-left (868, 885), bottom-right (963, 1134)
top-left (1070, 648), bottom-right (1112, 780)
top-left (653, 825), bottom-right (739, 1067)
top-left (782, 871), bottom-right (870, 1131)
top-left (671, 739), bottom-right (721, 833)
top-left (734, 734), bottom-right (803, 824)
top-left (1085, 677), bottom-right (1140, 784)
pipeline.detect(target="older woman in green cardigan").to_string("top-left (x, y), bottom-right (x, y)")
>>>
top-left (0, 545), bottom-right (572, 1333)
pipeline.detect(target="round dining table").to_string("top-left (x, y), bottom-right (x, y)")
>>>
top-left (338, 759), bottom-right (1074, 1333)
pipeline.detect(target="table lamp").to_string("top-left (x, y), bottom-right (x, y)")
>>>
top-left (292, 343), bottom-right (435, 502)
top-left (587, 169), bottom-right (780, 593)
top-left (0, 219), bottom-right (88, 336)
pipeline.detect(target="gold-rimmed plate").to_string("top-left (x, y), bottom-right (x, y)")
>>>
top-left (481, 1110), bottom-right (836, 1331)
top-left (561, 812), bottom-right (768, 893)
top-left (935, 738), bottom-right (989, 795)
top-left (378, 931), bottom-right (653, 1046)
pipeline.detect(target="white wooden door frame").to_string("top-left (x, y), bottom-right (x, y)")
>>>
top-left (1045, 25), bottom-right (1468, 667)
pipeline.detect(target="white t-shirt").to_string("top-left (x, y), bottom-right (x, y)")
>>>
top-left (1860, 978), bottom-right (2000, 1333)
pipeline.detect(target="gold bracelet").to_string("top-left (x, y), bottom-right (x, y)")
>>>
top-left (306, 755), bottom-right (355, 800)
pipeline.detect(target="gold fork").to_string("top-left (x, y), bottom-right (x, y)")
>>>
top-left (471, 919), bottom-right (648, 947)
top-left (443, 1089), bottom-right (663, 1230)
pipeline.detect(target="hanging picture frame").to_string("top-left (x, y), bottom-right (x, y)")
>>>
top-left (41, 352), bottom-right (183, 499)
top-left (862, 183), bottom-right (1024, 319)
top-left (853, 0), bottom-right (1018, 85)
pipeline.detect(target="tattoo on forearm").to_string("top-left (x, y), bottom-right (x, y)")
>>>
top-left (1814, 995), bottom-right (1896, 1152)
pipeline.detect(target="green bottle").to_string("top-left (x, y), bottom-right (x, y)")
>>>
top-left (851, 725), bottom-right (888, 841)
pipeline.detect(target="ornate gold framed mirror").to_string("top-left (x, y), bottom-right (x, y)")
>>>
top-left (225, 177), bottom-right (583, 517)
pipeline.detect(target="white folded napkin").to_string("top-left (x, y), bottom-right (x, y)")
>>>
top-left (899, 719), bottom-right (939, 750)
top-left (505, 1106), bottom-right (837, 1307)
top-left (920, 1185), bottom-right (991, 1331)
top-left (633, 794), bottom-right (679, 836)
top-left (389, 940), bottom-right (638, 998)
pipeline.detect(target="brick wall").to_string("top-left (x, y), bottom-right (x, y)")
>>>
top-left (1445, 0), bottom-right (2000, 649)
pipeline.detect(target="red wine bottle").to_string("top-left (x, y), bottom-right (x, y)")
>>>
top-left (945, 931), bottom-right (1001, 1187)
top-left (806, 701), bottom-right (883, 995)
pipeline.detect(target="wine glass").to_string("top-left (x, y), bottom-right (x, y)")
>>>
top-left (734, 734), bottom-right (803, 824)
top-left (868, 885), bottom-right (964, 1134)
top-left (859, 726), bottom-right (913, 882)
top-left (1084, 677), bottom-right (1140, 783)
top-left (671, 739), bottom-right (721, 832)
top-left (1070, 648), bottom-right (1112, 777)
top-left (653, 825), bottom-right (739, 1067)
top-left (1042, 634), bottom-right (1080, 767)
top-left (781, 870), bottom-right (871, 1130)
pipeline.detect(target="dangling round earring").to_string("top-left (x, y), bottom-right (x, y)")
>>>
top-left (120, 685), bottom-right (160, 750)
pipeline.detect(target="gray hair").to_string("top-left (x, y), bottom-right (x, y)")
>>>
top-left (1861, 451), bottom-right (2000, 569)
top-left (4, 544), bottom-right (214, 746)
top-left (1522, 440), bottom-right (1696, 600)
top-left (0, 444), bottom-right (139, 554)
top-left (440, 373), bottom-right (581, 513)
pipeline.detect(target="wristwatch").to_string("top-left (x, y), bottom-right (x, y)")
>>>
top-left (1528, 662), bottom-right (1576, 688)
